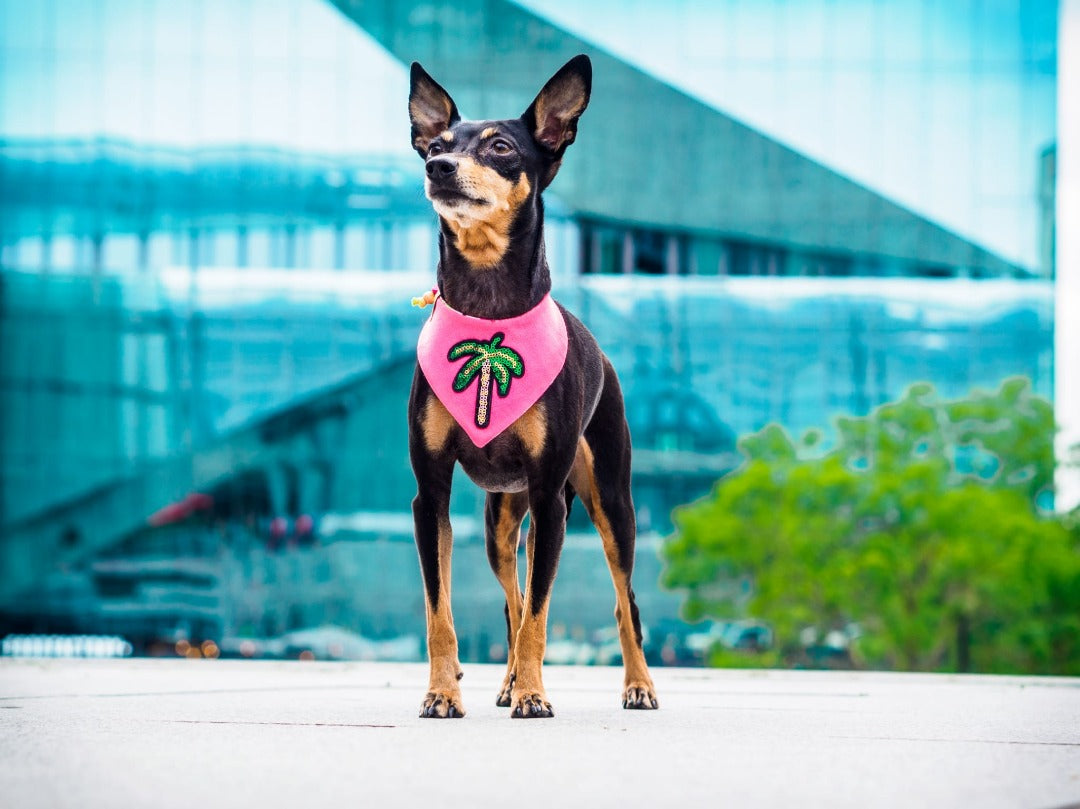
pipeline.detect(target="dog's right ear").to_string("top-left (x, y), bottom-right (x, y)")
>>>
top-left (409, 63), bottom-right (460, 157)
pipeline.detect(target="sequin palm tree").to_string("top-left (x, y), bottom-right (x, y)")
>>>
top-left (448, 333), bottom-right (525, 428)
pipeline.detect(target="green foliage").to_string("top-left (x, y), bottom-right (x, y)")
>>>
top-left (706, 646), bottom-right (783, 669)
top-left (661, 378), bottom-right (1080, 674)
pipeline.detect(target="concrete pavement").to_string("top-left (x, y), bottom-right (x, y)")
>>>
top-left (1, 659), bottom-right (1078, 808)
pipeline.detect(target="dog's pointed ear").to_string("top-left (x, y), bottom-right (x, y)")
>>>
top-left (409, 62), bottom-right (460, 157)
top-left (521, 55), bottom-right (591, 187)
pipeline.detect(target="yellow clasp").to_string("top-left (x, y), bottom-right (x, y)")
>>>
top-left (411, 289), bottom-right (437, 308)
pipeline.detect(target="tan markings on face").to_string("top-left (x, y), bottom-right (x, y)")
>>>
top-left (440, 130), bottom-right (454, 142)
top-left (480, 126), bottom-right (498, 140)
top-left (426, 160), bottom-right (532, 269)
top-left (421, 396), bottom-right (455, 453)
top-left (512, 402), bottom-right (546, 459)
top-left (569, 438), bottom-right (654, 689)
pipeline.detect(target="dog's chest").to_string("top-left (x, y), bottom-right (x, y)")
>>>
top-left (454, 432), bottom-right (531, 493)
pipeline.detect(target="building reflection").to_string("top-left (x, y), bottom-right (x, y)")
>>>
top-left (0, 0), bottom-right (1057, 664)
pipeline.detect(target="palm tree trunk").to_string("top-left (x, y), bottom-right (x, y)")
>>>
top-left (475, 359), bottom-right (493, 427)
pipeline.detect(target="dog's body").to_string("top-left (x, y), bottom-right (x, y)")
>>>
top-left (407, 55), bottom-right (658, 718)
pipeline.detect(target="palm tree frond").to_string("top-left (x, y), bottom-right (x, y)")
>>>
top-left (491, 362), bottom-right (511, 396)
top-left (489, 347), bottom-right (525, 375)
top-left (452, 355), bottom-right (486, 391)
top-left (448, 341), bottom-right (485, 361)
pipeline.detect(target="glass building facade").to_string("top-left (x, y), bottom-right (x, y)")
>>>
top-left (0, 0), bottom-right (1058, 660)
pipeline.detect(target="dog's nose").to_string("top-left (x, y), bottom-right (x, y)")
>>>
top-left (426, 157), bottom-right (457, 179)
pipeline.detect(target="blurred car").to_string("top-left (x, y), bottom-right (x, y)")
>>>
top-left (685, 620), bottom-right (774, 660)
top-left (219, 625), bottom-right (422, 662)
top-left (544, 638), bottom-right (597, 666)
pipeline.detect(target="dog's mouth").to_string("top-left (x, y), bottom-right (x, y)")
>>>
top-left (428, 187), bottom-right (488, 206)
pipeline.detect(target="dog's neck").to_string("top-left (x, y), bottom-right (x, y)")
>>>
top-left (435, 196), bottom-right (552, 320)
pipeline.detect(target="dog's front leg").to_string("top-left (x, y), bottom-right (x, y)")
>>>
top-left (412, 452), bottom-right (463, 718)
top-left (510, 489), bottom-right (566, 718)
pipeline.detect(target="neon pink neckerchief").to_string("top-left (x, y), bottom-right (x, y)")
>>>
top-left (417, 292), bottom-right (569, 447)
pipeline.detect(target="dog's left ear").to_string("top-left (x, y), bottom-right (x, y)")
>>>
top-left (409, 62), bottom-right (461, 157)
top-left (522, 54), bottom-right (591, 187)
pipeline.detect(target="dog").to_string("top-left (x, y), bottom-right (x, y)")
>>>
top-left (407, 54), bottom-right (658, 718)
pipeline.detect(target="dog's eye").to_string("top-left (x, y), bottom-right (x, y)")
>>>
top-left (428, 142), bottom-right (444, 156)
top-left (491, 140), bottom-right (513, 155)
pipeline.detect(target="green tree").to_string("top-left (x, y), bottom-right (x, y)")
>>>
top-left (448, 333), bottom-right (524, 427)
top-left (661, 378), bottom-right (1080, 674)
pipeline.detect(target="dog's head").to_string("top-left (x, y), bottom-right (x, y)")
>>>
top-left (408, 55), bottom-right (591, 241)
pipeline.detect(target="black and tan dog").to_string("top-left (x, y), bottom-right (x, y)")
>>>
top-left (407, 54), bottom-right (658, 718)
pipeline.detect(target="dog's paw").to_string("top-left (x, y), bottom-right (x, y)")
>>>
top-left (495, 673), bottom-right (515, 707)
top-left (419, 690), bottom-right (466, 719)
top-left (622, 682), bottom-right (659, 710)
top-left (510, 691), bottom-right (553, 718)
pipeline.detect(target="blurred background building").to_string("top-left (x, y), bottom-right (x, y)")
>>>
top-left (0, 0), bottom-right (1057, 664)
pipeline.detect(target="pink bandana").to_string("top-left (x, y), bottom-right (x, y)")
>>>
top-left (417, 292), bottom-right (569, 447)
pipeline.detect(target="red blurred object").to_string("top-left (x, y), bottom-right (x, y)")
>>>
top-left (147, 492), bottom-right (214, 526)
top-left (295, 514), bottom-right (314, 536)
top-left (270, 516), bottom-right (289, 538)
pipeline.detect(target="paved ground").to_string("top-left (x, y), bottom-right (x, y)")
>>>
top-left (1, 659), bottom-right (1078, 808)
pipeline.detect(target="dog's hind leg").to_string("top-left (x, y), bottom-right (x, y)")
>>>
top-left (484, 491), bottom-right (529, 706)
top-left (510, 485), bottom-right (568, 718)
top-left (571, 366), bottom-right (658, 710)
